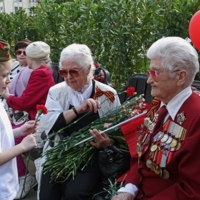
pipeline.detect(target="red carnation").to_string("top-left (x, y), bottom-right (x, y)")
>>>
top-left (94, 62), bottom-right (99, 68)
top-left (0, 43), bottom-right (4, 49)
top-left (126, 86), bottom-right (135, 97)
top-left (36, 104), bottom-right (48, 115)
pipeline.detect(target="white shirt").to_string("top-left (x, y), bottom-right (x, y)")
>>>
top-left (0, 101), bottom-right (19, 200)
top-left (10, 61), bottom-right (26, 81)
top-left (118, 86), bottom-right (192, 197)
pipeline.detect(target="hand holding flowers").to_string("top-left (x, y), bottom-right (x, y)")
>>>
top-left (20, 134), bottom-right (37, 152)
top-left (20, 120), bottom-right (38, 136)
top-left (75, 98), bottom-right (101, 114)
top-left (42, 88), bottom-right (148, 182)
top-left (13, 121), bottom-right (37, 138)
top-left (13, 120), bottom-right (38, 151)
top-left (19, 104), bottom-right (48, 199)
top-left (90, 129), bottom-right (113, 148)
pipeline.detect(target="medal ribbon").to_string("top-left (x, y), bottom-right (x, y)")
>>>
top-left (146, 97), bottom-right (161, 121)
top-left (93, 86), bottom-right (115, 102)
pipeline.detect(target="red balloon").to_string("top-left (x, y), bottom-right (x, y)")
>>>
top-left (189, 11), bottom-right (200, 51)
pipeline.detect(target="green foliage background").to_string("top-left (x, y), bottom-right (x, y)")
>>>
top-left (0, 0), bottom-right (200, 88)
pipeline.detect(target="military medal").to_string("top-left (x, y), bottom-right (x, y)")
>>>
top-left (144, 116), bottom-right (188, 179)
top-left (161, 169), bottom-right (170, 179)
top-left (176, 142), bottom-right (181, 150)
top-left (165, 136), bottom-right (172, 144)
top-left (150, 144), bottom-right (157, 152)
top-left (138, 105), bottom-right (188, 180)
top-left (137, 143), bottom-right (143, 157)
top-left (146, 159), bottom-right (152, 168)
top-left (160, 153), bottom-right (167, 168)
top-left (144, 117), bottom-right (151, 127)
top-left (176, 112), bottom-right (186, 125)
top-left (170, 139), bottom-right (177, 148)
top-left (154, 131), bottom-right (164, 142)
top-left (161, 134), bottom-right (168, 143)
top-left (148, 123), bottom-right (154, 132)
top-left (154, 165), bottom-right (161, 175)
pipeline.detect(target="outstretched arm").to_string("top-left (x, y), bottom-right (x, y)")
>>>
top-left (0, 134), bottom-right (36, 165)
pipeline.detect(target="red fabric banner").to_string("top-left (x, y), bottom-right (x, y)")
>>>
top-left (117, 113), bottom-right (146, 182)
top-left (120, 112), bottom-right (146, 157)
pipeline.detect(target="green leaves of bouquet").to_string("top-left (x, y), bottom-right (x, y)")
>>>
top-left (42, 87), bottom-right (146, 182)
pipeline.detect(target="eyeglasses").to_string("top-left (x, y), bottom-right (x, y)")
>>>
top-left (146, 69), bottom-right (180, 81)
top-left (59, 68), bottom-right (83, 77)
top-left (146, 70), bottom-right (160, 81)
top-left (15, 50), bottom-right (26, 56)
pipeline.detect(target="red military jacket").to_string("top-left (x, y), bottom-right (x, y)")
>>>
top-left (125, 92), bottom-right (200, 200)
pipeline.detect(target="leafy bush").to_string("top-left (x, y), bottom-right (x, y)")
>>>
top-left (0, 0), bottom-right (199, 87)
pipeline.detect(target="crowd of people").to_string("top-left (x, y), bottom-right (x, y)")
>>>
top-left (0, 36), bottom-right (200, 200)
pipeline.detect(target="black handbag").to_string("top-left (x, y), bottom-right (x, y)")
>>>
top-left (98, 144), bottom-right (130, 187)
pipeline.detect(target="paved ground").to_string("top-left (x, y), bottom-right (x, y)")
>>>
top-left (23, 189), bottom-right (37, 200)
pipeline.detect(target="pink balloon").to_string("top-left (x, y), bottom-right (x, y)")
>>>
top-left (189, 11), bottom-right (200, 51)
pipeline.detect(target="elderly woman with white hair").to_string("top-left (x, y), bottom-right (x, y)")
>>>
top-left (111, 37), bottom-right (200, 200)
top-left (36, 43), bottom-right (121, 200)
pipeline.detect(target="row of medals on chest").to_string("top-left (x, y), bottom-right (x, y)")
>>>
top-left (137, 113), bottom-right (186, 179)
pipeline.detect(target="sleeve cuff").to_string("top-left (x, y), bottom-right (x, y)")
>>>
top-left (117, 183), bottom-right (138, 197)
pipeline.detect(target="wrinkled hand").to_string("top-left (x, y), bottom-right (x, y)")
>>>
top-left (77, 98), bottom-right (101, 114)
top-left (20, 120), bottom-right (38, 136)
top-left (90, 129), bottom-right (112, 148)
top-left (1, 88), bottom-right (10, 99)
top-left (111, 193), bottom-right (134, 200)
top-left (20, 134), bottom-right (37, 151)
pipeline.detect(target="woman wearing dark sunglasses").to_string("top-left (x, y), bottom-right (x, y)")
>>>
top-left (36, 43), bottom-right (121, 200)
top-left (10, 39), bottom-right (31, 80)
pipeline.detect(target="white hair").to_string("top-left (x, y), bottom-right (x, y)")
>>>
top-left (147, 37), bottom-right (199, 86)
top-left (59, 44), bottom-right (95, 77)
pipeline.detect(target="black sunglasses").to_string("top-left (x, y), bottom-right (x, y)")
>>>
top-left (15, 50), bottom-right (26, 56)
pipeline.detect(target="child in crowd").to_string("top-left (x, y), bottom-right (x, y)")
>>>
top-left (0, 39), bottom-right (37, 200)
